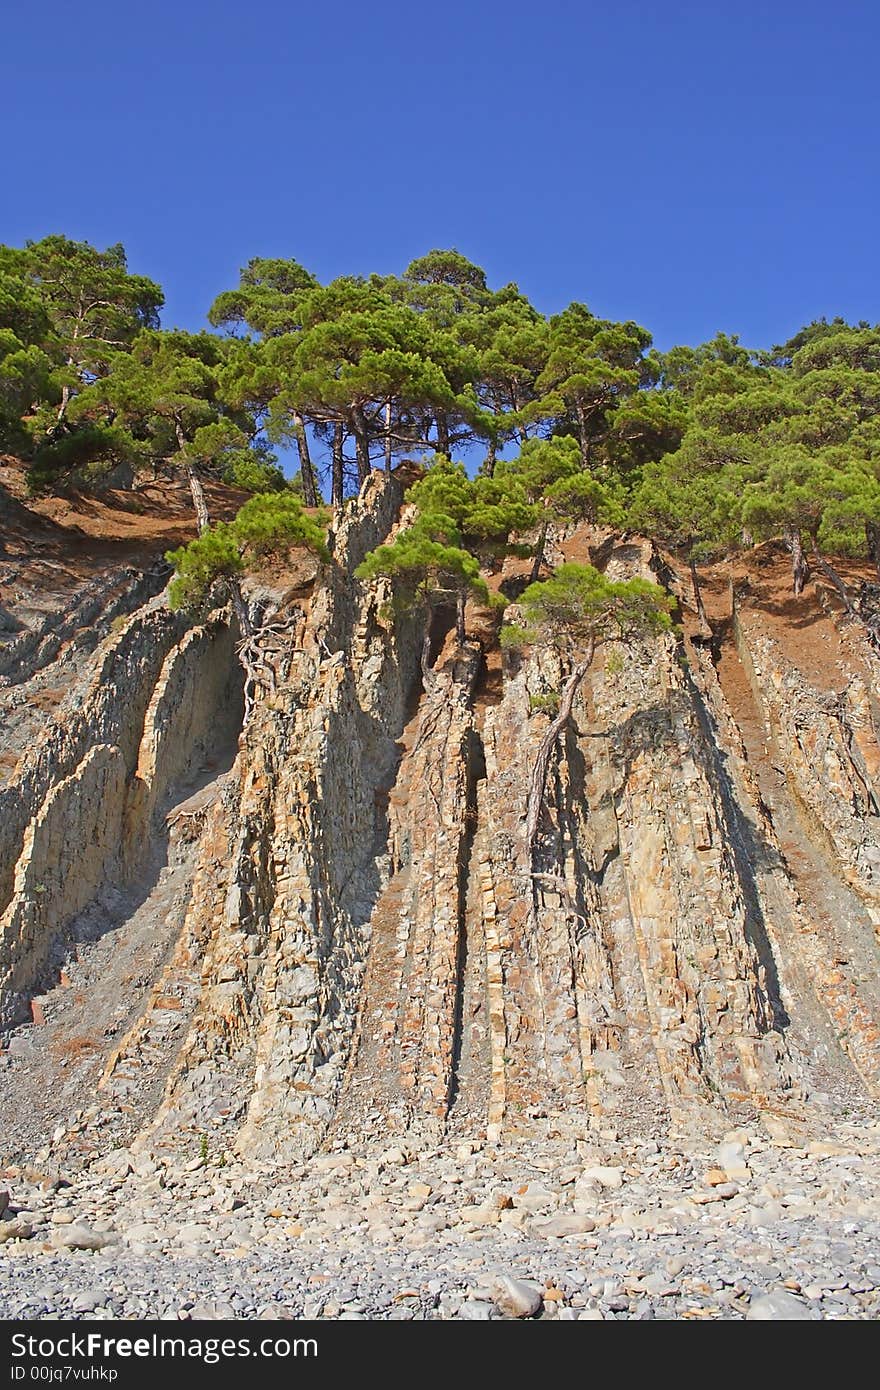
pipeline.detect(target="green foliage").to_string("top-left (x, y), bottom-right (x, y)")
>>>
top-left (231, 492), bottom-right (329, 559)
top-left (604, 646), bottom-right (625, 675)
top-left (0, 337), bottom-right (53, 452)
top-left (25, 424), bottom-right (143, 495)
top-left (497, 436), bottom-right (626, 527)
top-left (220, 448), bottom-right (286, 493)
top-left (739, 446), bottom-right (880, 555)
top-left (23, 235), bottom-right (162, 379)
top-left (636, 319), bottom-right (880, 586)
top-left (528, 303), bottom-right (656, 468)
top-left (166, 492), bottom-right (328, 612)
top-left (407, 455), bottom-right (537, 555)
top-left (72, 328), bottom-right (224, 452)
top-left (208, 256), bottom-right (318, 338)
top-left (0, 254), bottom-right (54, 451)
top-left (3, 230), bottom-right (878, 596)
top-left (658, 333), bottom-right (755, 397)
top-left (167, 524), bottom-right (243, 611)
top-left (630, 425), bottom-right (749, 558)
top-left (528, 691), bottom-right (561, 714)
top-left (64, 329), bottom-right (275, 500)
top-left (399, 249), bottom-right (490, 324)
top-left (3, 236), bottom-right (164, 474)
top-left (355, 521), bottom-right (490, 608)
top-left (502, 562), bottom-right (674, 653)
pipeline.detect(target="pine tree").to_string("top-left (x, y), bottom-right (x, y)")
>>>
top-left (355, 512), bottom-right (499, 676)
top-left (166, 492), bottom-right (328, 632)
top-left (529, 304), bottom-right (654, 469)
top-left (0, 255), bottom-right (53, 452)
top-left (630, 428), bottom-right (748, 630)
top-left (501, 563), bottom-right (673, 848)
top-left (21, 236), bottom-right (162, 426)
top-left (209, 258), bottom-right (322, 504)
top-left (497, 436), bottom-right (626, 580)
top-left (70, 330), bottom-right (265, 528)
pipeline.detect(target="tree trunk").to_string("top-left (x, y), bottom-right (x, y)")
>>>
top-left (810, 539), bottom-right (855, 614)
top-left (186, 466), bottom-right (211, 534)
top-left (576, 402), bottom-right (591, 471)
top-left (482, 438), bottom-right (497, 477)
top-left (55, 348), bottom-right (77, 423)
top-left (292, 411), bottom-right (318, 507)
top-left (174, 418), bottom-right (211, 533)
top-left (455, 590), bottom-right (467, 647)
top-left (436, 413), bottom-right (450, 459)
top-left (331, 424), bottom-right (345, 508)
top-left (689, 555), bottom-right (712, 636)
top-left (530, 520), bottom-right (548, 583)
top-left (866, 521), bottom-right (880, 580)
top-left (525, 643), bottom-right (594, 851)
top-left (351, 406), bottom-right (371, 486)
top-left (783, 525), bottom-right (810, 596)
top-left (384, 401), bottom-right (393, 473)
top-left (227, 578), bottom-right (252, 638)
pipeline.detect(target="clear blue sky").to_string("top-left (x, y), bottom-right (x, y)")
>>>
top-left (3, 0), bottom-right (878, 352)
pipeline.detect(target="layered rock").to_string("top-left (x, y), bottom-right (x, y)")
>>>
top-left (2, 474), bottom-right (879, 1174)
top-left (133, 473), bottom-right (424, 1161)
top-left (736, 611), bottom-right (880, 912)
top-left (0, 593), bottom-right (242, 1027)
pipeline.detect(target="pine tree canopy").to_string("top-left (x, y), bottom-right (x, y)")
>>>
top-left (2, 232), bottom-right (879, 601)
top-left (501, 563), bottom-right (674, 654)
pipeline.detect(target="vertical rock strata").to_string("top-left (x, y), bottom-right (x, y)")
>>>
top-left (479, 543), bottom-right (795, 1140)
top-left (2, 478), bottom-right (879, 1165)
top-left (139, 473), bottom-right (426, 1161)
top-left (0, 597), bottom-right (242, 1026)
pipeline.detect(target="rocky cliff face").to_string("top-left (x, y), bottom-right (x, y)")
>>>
top-left (1, 473), bottom-right (878, 1179)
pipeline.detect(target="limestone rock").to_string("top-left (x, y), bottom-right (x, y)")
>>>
top-left (747, 1290), bottom-right (814, 1321)
top-left (51, 1223), bottom-right (112, 1252)
top-left (491, 1275), bottom-right (544, 1319)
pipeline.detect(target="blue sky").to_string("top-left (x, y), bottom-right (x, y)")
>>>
top-left (3, 0), bottom-right (878, 354)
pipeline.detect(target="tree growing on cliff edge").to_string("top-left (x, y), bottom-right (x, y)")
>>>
top-left (68, 329), bottom-right (278, 528)
top-left (355, 515), bottom-right (500, 680)
top-left (405, 456), bottom-right (538, 568)
top-left (209, 257), bottom-right (323, 505)
top-left (166, 492), bottom-right (329, 632)
top-left (167, 491), bottom-right (328, 609)
top-left (501, 563), bottom-right (674, 850)
top-left (0, 237), bottom-right (163, 476)
top-left (630, 427), bottom-right (748, 633)
top-left (495, 436), bottom-right (626, 581)
top-left (277, 288), bottom-right (482, 491)
top-left (527, 304), bottom-right (655, 470)
top-left (19, 236), bottom-right (163, 427)
top-left (355, 454), bottom-right (531, 672)
top-left (0, 256), bottom-right (53, 452)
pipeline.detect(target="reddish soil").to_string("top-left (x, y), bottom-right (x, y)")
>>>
top-left (686, 541), bottom-right (875, 693)
top-left (2, 451), bottom-right (873, 700)
top-left (0, 456), bottom-right (248, 581)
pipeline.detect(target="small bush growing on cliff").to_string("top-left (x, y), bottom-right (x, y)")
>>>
top-left (230, 491), bottom-right (329, 561)
top-left (167, 523), bottom-right (243, 612)
top-left (166, 492), bottom-right (328, 614)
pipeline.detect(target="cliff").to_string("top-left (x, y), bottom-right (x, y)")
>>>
top-left (1, 471), bottom-right (878, 1178)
